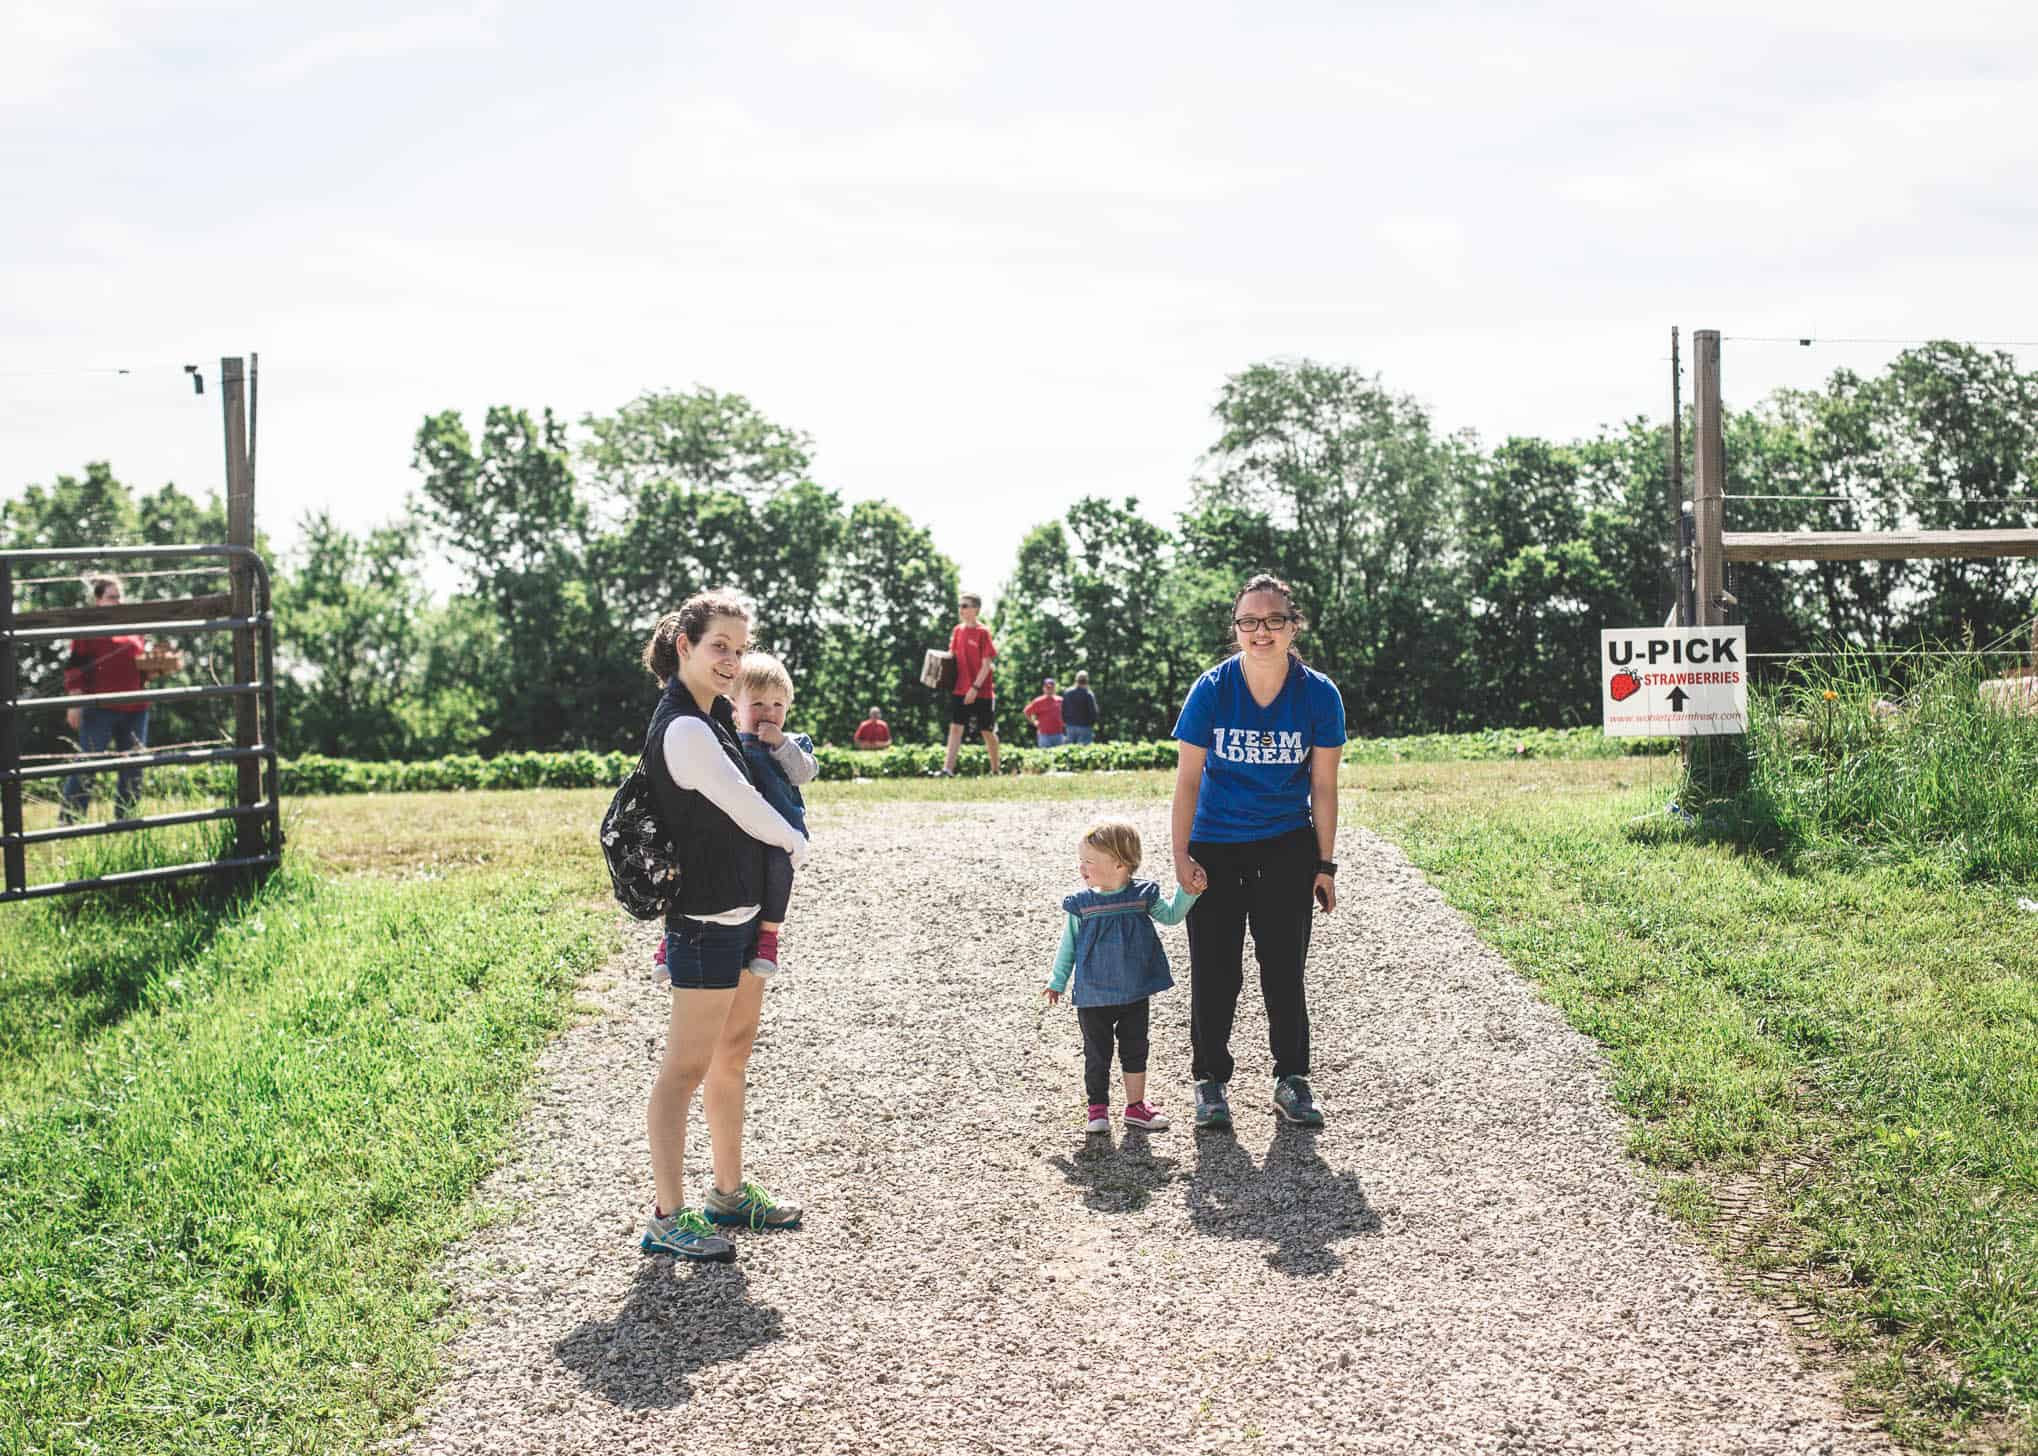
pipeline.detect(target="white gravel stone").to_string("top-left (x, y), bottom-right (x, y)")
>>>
top-left (395, 799), bottom-right (1893, 1456)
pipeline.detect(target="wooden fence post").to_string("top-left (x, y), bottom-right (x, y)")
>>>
top-left (1693, 329), bottom-right (1725, 627)
top-left (221, 358), bottom-right (263, 863)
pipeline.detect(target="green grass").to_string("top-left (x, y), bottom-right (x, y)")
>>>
top-left (1353, 759), bottom-right (2038, 1451)
top-left (1697, 656), bottom-right (2038, 884)
top-left (0, 793), bottom-right (618, 1456)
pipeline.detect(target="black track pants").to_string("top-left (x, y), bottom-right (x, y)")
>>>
top-left (1077, 999), bottom-right (1151, 1106)
top-left (1185, 825), bottom-right (1317, 1085)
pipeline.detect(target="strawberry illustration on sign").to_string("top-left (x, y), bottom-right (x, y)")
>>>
top-left (1609, 670), bottom-right (1642, 703)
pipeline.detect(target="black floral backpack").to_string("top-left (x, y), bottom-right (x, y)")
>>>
top-left (599, 749), bottom-right (680, 920)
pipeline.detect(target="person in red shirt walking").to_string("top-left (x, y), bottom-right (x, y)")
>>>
top-left (942, 592), bottom-right (1001, 776)
top-left (59, 575), bottom-right (175, 822)
top-left (851, 705), bottom-right (892, 750)
top-left (1024, 677), bottom-right (1068, 748)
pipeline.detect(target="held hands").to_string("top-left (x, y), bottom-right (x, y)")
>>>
top-left (1313, 873), bottom-right (1337, 914)
top-left (1174, 853), bottom-right (1208, 895)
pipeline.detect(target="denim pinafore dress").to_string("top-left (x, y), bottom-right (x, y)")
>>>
top-left (1061, 879), bottom-right (1175, 1008)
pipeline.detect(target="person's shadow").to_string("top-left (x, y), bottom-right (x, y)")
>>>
top-left (1186, 1122), bottom-right (1381, 1275)
top-left (554, 1257), bottom-right (783, 1409)
top-left (1049, 1127), bottom-right (1182, 1213)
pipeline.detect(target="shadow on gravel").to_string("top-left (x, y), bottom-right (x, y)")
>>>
top-left (1186, 1123), bottom-right (1381, 1276)
top-left (1050, 1129), bottom-right (1182, 1212)
top-left (554, 1259), bottom-right (783, 1408)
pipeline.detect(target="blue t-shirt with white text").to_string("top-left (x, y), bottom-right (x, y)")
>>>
top-left (1172, 656), bottom-right (1346, 843)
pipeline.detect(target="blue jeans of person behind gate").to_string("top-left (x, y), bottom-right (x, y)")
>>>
top-left (59, 707), bottom-right (151, 821)
top-left (1065, 725), bottom-right (1094, 744)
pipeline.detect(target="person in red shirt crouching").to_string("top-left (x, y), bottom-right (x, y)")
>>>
top-left (59, 575), bottom-right (177, 822)
top-left (852, 705), bottom-right (892, 750)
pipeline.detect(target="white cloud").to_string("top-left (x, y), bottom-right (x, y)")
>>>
top-left (254, 3), bottom-right (500, 86)
top-left (781, 11), bottom-right (981, 89)
top-left (0, 2), bottom-right (123, 105)
top-left (5, 0), bottom-right (2038, 605)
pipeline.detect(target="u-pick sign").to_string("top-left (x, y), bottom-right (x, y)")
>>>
top-left (1600, 627), bottom-right (1748, 737)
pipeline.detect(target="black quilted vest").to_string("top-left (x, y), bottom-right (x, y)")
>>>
top-left (645, 681), bottom-right (768, 923)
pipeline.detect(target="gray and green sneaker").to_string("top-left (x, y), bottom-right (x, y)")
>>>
top-left (1272, 1074), bottom-right (1325, 1127)
top-left (641, 1208), bottom-right (737, 1262)
top-left (704, 1180), bottom-right (803, 1231)
top-left (1193, 1080), bottom-right (1233, 1130)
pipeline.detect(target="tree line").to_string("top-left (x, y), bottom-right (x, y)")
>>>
top-left (6, 345), bottom-right (2034, 761)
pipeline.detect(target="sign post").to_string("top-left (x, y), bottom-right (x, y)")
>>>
top-left (1601, 626), bottom-right (1748, 737)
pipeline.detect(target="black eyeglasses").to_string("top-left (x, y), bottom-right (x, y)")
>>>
top-left (1233, 614), bottom-right (1295, 632)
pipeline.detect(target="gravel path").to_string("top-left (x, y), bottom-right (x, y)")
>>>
top-left (399, 799), bottom-right (1891, 1456)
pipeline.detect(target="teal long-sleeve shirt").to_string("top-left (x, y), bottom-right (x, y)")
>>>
top-left (1047, 883), bottom-right (1200, 995)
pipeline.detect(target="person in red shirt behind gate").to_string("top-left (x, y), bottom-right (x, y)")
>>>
top-left (941, 592), bottom-right (1001, 776)
top-left (1024, 677), bottom-right (1067, 748)
top-left (851, 705), bottom-right (892, 750)
top-left (59, 575), bottom-right (178, 823)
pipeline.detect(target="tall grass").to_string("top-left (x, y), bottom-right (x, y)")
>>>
top-left (1697, 653), bottom-right (2038, 883)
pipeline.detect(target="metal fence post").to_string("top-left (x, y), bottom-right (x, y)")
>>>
top-left (1, 559), bottom-right (24, 897)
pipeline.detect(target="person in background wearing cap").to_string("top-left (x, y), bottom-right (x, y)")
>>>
top-left (1060, 670), bottom-right (1098, 745)
top-left (1024, 677), bottom-right (1067, 748)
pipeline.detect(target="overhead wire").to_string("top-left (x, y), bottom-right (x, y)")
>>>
top-left (1725, 335), bottom-right (2038, 348)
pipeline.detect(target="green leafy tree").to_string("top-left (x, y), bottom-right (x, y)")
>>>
top-left (993, 521), bottom-right (1078, 730)
top-left (412, 406), bottom-right (604, 750)
top-left (581, 388), bottom-right (812, 500)
top-left (817, 501), bottom-right (958, 745)
top-left (1192, 361), bottom-right (1475, 732)
top-left (274, 514), bottom-right (432, 758)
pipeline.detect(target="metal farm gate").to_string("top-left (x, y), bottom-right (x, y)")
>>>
top-left (0, 543), bottom-right (282, 903)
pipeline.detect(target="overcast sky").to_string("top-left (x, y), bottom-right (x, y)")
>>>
top-left (7, 1), bottom-right (2037, 605)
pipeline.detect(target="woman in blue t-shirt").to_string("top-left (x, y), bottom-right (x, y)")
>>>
top-left (1170, 573), bottom-right (1345, 1131)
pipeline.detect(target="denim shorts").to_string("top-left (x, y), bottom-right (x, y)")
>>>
top-left (664, 914), bottom-right (759, 991)
top-left (1065, 725), bottom-right (1094, 744)
top-left (1037, 731), bottom-right (1067, 748)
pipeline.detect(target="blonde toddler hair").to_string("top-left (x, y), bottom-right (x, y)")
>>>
top-left (734, 651), bottom-right (795, 702)
top-left (1081, 818), bottom-right (1142, 873)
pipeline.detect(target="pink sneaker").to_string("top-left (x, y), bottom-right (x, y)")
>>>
top-left (1085, 1103), bottom-right (1110, 1133)
top-left (1123, 1101), bottom-right (1171, 1131)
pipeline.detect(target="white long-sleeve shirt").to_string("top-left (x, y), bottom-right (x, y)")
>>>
top-left (662, 716), bottom-right (810, 923)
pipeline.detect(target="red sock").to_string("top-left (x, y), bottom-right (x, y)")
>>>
top-left (755, 927), bottom-right (780, 963)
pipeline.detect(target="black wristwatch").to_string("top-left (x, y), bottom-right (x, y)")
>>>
top-left (1317, 860), bottom-right (1338, 877)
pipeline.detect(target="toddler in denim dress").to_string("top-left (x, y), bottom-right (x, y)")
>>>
top-left (1043, 818), bottom-right (1199, 1133)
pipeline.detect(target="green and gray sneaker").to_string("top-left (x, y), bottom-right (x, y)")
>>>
top-left (704, 1180), bottom-right (803, 1231)
top-left (641, 1208), bottom-right (737, 1262)
top-left (1193, 1080), bottom-right (1233, 1130)
top-left (1272, 1074), bottom-right (1325, 1127)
